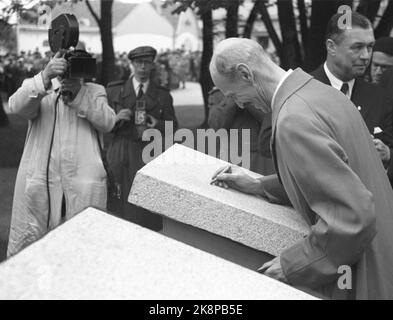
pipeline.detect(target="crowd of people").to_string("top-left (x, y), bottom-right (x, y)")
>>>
top-left (2, 8), bottom-right (393, 300)
top-left (110, 49), bottom-right (201, 90)
top-left (0, 48), bottom-right (201, 99)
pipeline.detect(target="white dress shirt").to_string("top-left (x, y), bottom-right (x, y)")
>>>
top-left (132, 77), bottom-right (149, 95)
top-left (323, 62), bottom-right (355, 99)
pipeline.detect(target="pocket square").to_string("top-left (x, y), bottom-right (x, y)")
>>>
top-left (374, 127), bottom-right (383, 134)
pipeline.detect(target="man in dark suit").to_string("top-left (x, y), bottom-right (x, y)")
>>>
top-left (311, 12), bottom-right (393, 187)
top-left (106, 46), bottom-right (178, 231)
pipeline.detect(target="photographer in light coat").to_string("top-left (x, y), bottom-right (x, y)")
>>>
top-left (7, 51), bottom-right (116, 257)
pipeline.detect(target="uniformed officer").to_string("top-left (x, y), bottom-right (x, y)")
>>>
top-left (106, 46), bottom-right (178, 231)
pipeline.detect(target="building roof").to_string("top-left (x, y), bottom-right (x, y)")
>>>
top-left (50, 0), bottom-right (137, 28)
top-left (115, 2), bottom-right (174, 37)
top-left (19, 0), bottom-right (182, 31)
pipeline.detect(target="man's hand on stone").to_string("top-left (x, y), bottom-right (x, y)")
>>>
top-left (373, 139), bottom-right (391, 162)
top-left (42, 51), bottom-right (67, 90)
top-left (210, 165), bottom-right (261, 195)
top-left (257, 256), bottom-right (288, 283)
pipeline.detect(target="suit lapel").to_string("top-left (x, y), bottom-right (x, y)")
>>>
top-left (351, 79), bottom-right (369, 119)
top-left (311, 64), bottom-right (332, 86)
top-left (271, 68), bottom-right (314, 183)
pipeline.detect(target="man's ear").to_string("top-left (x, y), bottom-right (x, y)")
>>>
top-left (326, 39), bottom-right (336, 56)
top-left (236, 63), bottom-right (254, 83)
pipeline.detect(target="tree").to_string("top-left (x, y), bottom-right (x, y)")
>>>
top-left (256, 0), bottom-right (282, 57)
top-left (357, 0), bottom-right (381, 24)
top-left (297, 0), bottom-right (308, 50)
top-left (85, 0), bottom-right (115, 86)
top-left (168, 0), bottom-right (237, 126)
top-left (0, 19), bottom-right (17, 53)
top-left (225, 0), bottom-right (240, 38)
top-left (374, 0), bottom-right (393, 38)
top-left (243, 0), bottom-right (259, 38)
top-left (277, 0), bottom-right (302, 69)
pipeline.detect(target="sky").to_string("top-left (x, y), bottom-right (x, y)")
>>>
top-left (0, 0), bottom-right (156, 9)
top-left (0, 0), bottom-right (159, 23)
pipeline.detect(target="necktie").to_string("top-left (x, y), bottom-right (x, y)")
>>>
top-left (340, 82), bottom-right (349, 96)
top-left (137, 83), bottom-right (144, 99)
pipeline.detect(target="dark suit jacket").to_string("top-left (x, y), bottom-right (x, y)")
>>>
top-left (106, 77), bottom-right (178, 137)
top-left (269, 68), bottom-right (393, 299)
top-left (105, 77), bottom-right (178, 231)
top-left (311, 64), bottom-right (393, 186)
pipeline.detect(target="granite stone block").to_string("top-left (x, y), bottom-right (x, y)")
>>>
top-left (0, 208), bottom-right (316, 300)
top-left (129, 144), bottom-right (310, 256)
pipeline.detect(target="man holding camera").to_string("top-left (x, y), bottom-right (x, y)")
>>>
top-left (106, 46), bottom-right (177, 232)
top-left (7, 50), bottom-right (116, 257)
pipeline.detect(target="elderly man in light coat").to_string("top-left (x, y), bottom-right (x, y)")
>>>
top-left (210, 38), bottom-right (393, 300)
top-left (7, 51), bottom-right (116, 257)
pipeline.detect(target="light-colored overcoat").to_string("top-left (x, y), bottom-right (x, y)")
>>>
top-left (7, 73), bottom-right (116, 257)
top-left (269, 68), bottom-right (393, 299)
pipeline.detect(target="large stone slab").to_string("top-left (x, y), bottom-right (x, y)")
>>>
top-left (129, 144), bottom-right (310, 256)
top-left (0, 208), bottom-right (316, 300)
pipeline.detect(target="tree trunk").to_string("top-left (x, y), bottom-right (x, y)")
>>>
top-left (297, 0), bottom-right (309, 52)
top-left (356, 0), bottom-right (381, 24)
top-left (0, 94), bottom-right (8, 127)
top-left (200, 9), bottom-right (214, 127)
top-left (85, 0), bottom-right (115, 85)
top-left (257, 0), bottom-right (282, 58)
top-left (277, 0), bottom-right (302, 69)
top-left (99, 0), bottom-right (115, 86)
top-left (225, 0), bottom-right (239, 38)
top-left (243, 1), bottom-right (259, 38)
top-left (304, 0), bottom-right (348, 72)
top-left (374, 0), bottom-right (393, 38)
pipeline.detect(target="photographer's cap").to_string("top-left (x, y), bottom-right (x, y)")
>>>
top-left (128, 46), bottom-right (157, 61)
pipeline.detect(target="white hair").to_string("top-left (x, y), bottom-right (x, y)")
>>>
top-left (210, 38), bottom-right (271, 80)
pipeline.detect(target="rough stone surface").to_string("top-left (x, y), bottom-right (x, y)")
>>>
top-left (0, 208), bottom-right (316, 300)
top-left (129, 144), bottom-right (310, 256)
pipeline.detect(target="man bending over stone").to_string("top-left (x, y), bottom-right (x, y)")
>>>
top-left (210, 38), bottom-right (393, 300)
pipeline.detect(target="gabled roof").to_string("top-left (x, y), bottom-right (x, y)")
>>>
top-left (115, 2), bottom-right (173, 36)
top-left (50, 0), bottom-right (138, 28)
